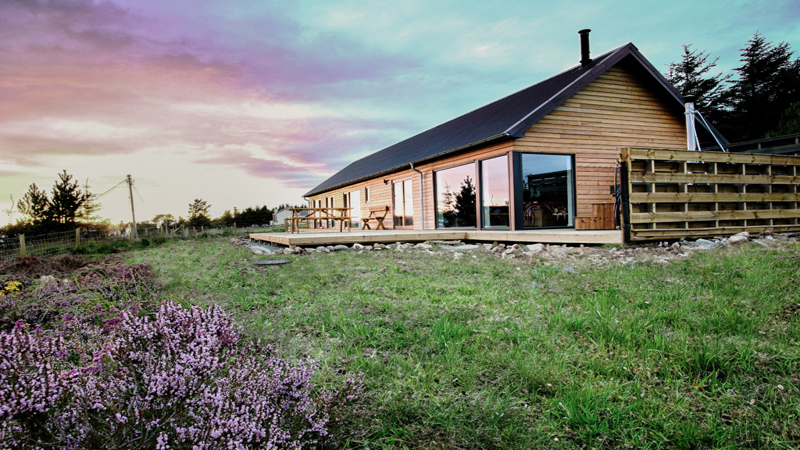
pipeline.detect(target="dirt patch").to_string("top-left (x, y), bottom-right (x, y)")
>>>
top-left (0, 253), bottom-right (125, 282)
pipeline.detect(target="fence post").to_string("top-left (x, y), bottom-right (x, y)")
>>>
top-left (75, 229), bottom-right (80, 249)
top-left (19, 234), bottom-right (26, 258)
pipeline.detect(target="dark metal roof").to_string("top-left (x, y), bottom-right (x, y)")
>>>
top-left (305, 43), bottom-right (722, 197)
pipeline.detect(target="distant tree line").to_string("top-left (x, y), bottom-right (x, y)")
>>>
top-left (147, 201), bottom-right (304, 230)
top-left (665, 32), bottom-right (800, 143)
top-left (3, 170), bottom-right (107, 236)
top-left (4, 173), bottom-right (303, 236)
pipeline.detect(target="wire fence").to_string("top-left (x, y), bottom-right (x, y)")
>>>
top-left (0, 223), bottom-right (283, 264)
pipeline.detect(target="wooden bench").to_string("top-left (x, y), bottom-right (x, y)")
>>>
top-left (361, 206), bottom-right (390, 230)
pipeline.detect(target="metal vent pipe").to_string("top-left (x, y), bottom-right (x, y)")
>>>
top-left (579, 29), bottom-right (592, 66)
top-left (684, 94), bottom-right (698, 151)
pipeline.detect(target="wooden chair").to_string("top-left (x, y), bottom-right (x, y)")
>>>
top-left (361, 206), bottom-right (390, 230)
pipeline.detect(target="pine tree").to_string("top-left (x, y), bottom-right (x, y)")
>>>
top-left (725, 32), bottom-right (800, 140)
top-left (76, 178), bottom-right (101, 223)
top-left (442, 176), bottom-right (476, 227)
top-left (16, 183), bottom-right (51, 224)
top-left (666, 44), bottom-right (730, 118)
top-left (765, 102), bottom-right (800, 137)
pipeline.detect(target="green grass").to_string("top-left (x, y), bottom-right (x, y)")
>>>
top-left (127, 239), bottom-right (800, 449)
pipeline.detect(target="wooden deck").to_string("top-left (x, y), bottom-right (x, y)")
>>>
top-left (250, 228), bottom-right (623, 247)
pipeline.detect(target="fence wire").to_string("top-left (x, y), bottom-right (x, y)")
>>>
top-left (0, 223), bottom-right (282, 264)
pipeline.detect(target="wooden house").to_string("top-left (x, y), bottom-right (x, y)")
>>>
top-left (304, 31), bottom-right (725, 233)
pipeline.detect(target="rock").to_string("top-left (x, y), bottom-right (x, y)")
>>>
top-left (527, 243), bottom-right (545, 254)
top-left (490, 244), bottom-right (506, 254)
top-left (550, 246), bottom-right (568, 258)
top-left (751, 239), bottom-right (770, 247)
top-left (333, 245), bottom-right (349, 251)
top-left (415, 243), bottom-right (433, 249)
top-left (671, 242), bottom-right (681, 249)
top-left (364, 245), bottom-right (373, 250)
top-left (453, 252), bottom-right (463, 259)
top-left (283, 248), bottom-right (293, 255)
top-left (316, 246), bottom-right (330, 253)
top-left (491, 241), bottom-right (499, 248)
top-left (352, 243), bottom-right (364, 250)
top-left (729, 233), bottom-right (748, 245)
top-left (511, 243), bottom-right (521, 250)
top-left (326, 246), bottom-right (335, 251)
top-left (564, 266), bottom-right (577, 274)
top-left (293, 247), bottom-right (303, 254)
top-left (305, 248), bottom-right (317, 254)
top-left (694, 239), bottom-right (717, 250)
top-left (483, 243), bottom-right (493, 251)
top-left (452, 244), bottom-right (480, 251)
top-left (373, 243), bottom-right (386, 250)
top-left (502, 247), bottom-right (518, 256)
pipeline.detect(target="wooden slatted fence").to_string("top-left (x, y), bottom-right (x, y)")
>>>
top-left (620, 147), bottom-right (800, 241)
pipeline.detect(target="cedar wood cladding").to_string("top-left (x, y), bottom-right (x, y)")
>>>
top-left (309, 59), bottom-right (688, 229)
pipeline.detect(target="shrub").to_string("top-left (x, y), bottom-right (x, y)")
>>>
top-left (0, 264), bottom-right (163, 331)
top-left (0, 273), bottom-right (362, 448)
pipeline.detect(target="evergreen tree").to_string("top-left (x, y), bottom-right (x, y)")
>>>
top-left (50, 170), bottom-right (90, 226)
top-left (765, 102), bottom-right (800, 137)
top-left (442, 176), bottom-right (476, 227)
top-left (16, 183), bottom-right (51, 225)
top-left (666, 44), bottom-right (730, 120)
top-left (725, 32), bottom-right (800, 140)
top-left (213, 210), bottom-right (234, 227)
top-left (76, 178), bottom-right (101, 223)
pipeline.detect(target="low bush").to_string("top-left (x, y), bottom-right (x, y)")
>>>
top-left (0, 265), bottom-right (362, 448)
top-left (73, 237), bottom-right (169, 256)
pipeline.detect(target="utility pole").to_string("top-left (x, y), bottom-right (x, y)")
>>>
top-left (127, 174), bottom-right (138, 240)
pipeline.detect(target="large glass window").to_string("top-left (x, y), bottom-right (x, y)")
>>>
top-left (520, 154), bottom-right (574, 228)
top-left (344, 190), bottom-right (361, 228)
top-left (393, 180), bottom-right (414, 227)
top-left (435, 163), bottom-right (477, 228)
top-left (480, 155), bottom-right (510, 228)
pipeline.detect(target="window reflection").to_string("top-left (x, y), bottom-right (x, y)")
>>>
top-left (481, 156), bottom-right (509, 228)
top-left (435, 163), bottom-right (477, 228)
top-left (521, 154), bottom-right (573, 227)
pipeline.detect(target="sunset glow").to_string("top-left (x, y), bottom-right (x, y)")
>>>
top-left (1, 0), bottom-right (797, 223)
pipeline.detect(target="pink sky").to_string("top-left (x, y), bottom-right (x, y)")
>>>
top-left (1, 0), bottom-right (797, 224)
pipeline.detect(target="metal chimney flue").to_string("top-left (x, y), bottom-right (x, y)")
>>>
top-left (684, 94), bottom-right (698, 151)
top-left (579, 29), bottom-right (592, 66)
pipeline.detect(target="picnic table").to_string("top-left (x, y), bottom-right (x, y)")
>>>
top-left (287, 207), bottom-right (352, 234)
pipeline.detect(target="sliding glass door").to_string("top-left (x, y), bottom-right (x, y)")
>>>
top-left (480, 155), bottom-right (510, 228)
top-left (519, 153), bottom-right (574, 228)
top-left (393, 180), bottom-right (414, 228)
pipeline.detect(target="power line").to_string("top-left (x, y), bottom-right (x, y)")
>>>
top-left (133, 185), bottom-right (145, 204)
top-left (95, 179), bottom-right (127, 200)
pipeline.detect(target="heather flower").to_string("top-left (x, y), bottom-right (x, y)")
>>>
top-left (0, 297), bottom-right (362, 448)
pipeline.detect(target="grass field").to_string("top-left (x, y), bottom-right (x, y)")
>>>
top-left (127, 238), bottom-right (800, 449)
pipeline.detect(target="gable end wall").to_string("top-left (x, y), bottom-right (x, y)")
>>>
top-left (516, 63), bottom-right (687, 217)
